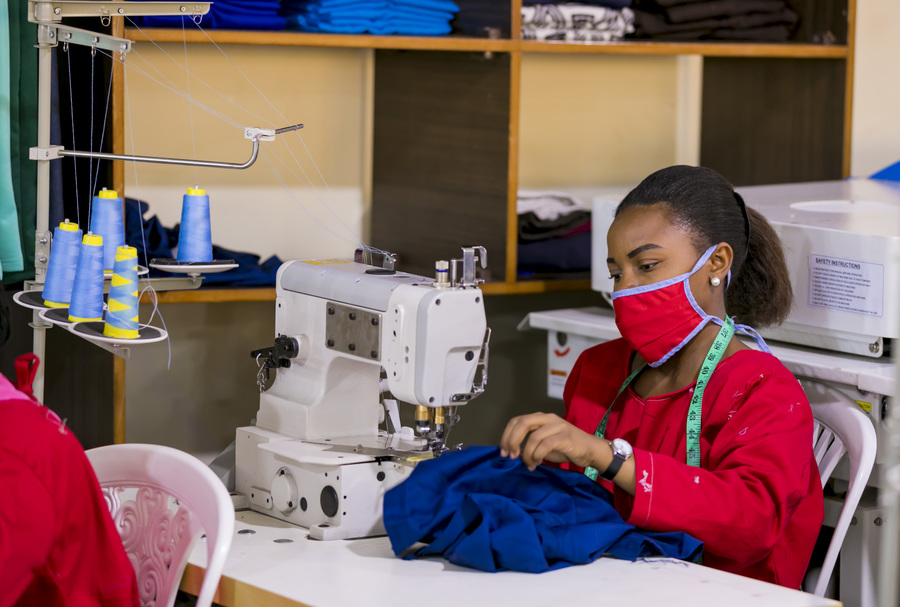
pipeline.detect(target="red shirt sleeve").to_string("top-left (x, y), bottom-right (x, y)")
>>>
top-left (623, 364), bottom-right (817, 570)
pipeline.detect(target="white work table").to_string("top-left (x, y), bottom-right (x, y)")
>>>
top-left (181, 510), bottom-right (839, 607)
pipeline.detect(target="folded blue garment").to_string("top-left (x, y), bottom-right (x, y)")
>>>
top-left (370, 20), bottom-right (453, 35)
top-left (138, 0), bottom-right (286, 30)
top-left (384, 446), bottom-right (702, 573)
top-left (124, 198), bottom-right (282, 286)
top-left (392, 0), bottom-right (459, 12)
top-left (518, 231), bottom-right (592, 273)
top-left (287, 15), bottom-right (374, 32)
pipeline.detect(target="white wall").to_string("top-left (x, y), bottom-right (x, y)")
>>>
top-left (850, 0), bottom-right (900, 177)
top-left (123, 44), bottom-right (371, 260)
top-left (518, 53), bottom-right (683, 189)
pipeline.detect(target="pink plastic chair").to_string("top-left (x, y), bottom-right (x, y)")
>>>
top-left (87, 443), bottom-right (234, 607)
top-left (808, 392), bottom-right (877, 597)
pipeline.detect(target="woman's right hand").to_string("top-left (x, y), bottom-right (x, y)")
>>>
top-left (499, 412), bottom-right (611, 472)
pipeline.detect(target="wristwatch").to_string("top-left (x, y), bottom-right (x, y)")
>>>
top-left (600, 438), bottom-right (634, 481)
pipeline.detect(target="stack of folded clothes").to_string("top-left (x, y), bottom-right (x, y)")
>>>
top-left (516, 190), bottom-right (592, 277)
top-left (138, 0), bottom-right (286, 30)
top-left (280, 0), bottom-right (459, 35)
top-left (630, 0), bottom-right (799, 41)
top-left (522, 1), bottom-right (635, 42)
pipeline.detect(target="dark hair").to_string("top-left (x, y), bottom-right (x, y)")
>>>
top-left (616, 165), bottom-right (792, 328)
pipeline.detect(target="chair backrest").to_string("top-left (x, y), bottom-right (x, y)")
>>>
top-left (87, 443), bottom-right (235, 607)
top-left (808, 391), bottom-right (877, 597)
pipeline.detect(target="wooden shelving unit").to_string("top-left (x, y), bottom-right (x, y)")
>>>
top-left (47, 0), bottom-right (849, 447)
top-left (127, 27), bottom-right (847, 59)
top-left (116, 1), bottom-right (854, 303)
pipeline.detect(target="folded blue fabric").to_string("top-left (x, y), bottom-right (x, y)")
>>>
top-left (280, 0), bottom-right (458, 34)
top-left (138, 0), bottom-right (286, 30)
top-left (518, 231), bottom-right (592, 273)
top-left (384, 446), bottom-right (702, 573)
top-left (124, 198), bottom-right (282, 286)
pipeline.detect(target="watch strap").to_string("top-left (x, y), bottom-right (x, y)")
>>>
top-left (600, 444), bottom-right (626, 481)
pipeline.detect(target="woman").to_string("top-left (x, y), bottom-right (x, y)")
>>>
top-left (0, 281), bottom-right (139, 606)
top-left (500, 165), bottom-right (823, 588)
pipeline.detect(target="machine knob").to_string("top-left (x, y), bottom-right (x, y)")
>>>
top-left (271, 468), bottom-right (298, 513)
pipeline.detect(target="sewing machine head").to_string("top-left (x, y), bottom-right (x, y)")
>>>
top-left (252, 246), bottom-right (490, 456)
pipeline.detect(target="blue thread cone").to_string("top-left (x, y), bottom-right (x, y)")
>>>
top-left (103, 246), bottom-right (139, 339)
top-left (42, 220), bottom-right (83, 307)
top-left (177, 186), bottom-right (213, 263)
top-left (68, 232), bottom-right (105, 322)
top-left (89, 188), bottom-right (125, 271)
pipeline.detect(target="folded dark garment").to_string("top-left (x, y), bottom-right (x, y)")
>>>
top-left (666, 0), bottom-right (785, 24)
top-left (518, 232), bottom-right (592, 273)
top-left (634, 6), bottom-right (796, 36)
top-left (711, 23), bottom-right (792, 40)
top-left (124, 198), bottom-right (282, 286)
top-left (518, 210), bottom-right (590, 242)
top-left (652, 0), bottom-right (715, 6)
top-left (384, 446), bottom-right (702, 573)
top-left (633, 21), bottom-right (791, 41)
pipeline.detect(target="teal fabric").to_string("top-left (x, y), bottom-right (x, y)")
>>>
top-left (6, 0), bottom-right (38, 284)
top-left (0, 0), bottom-right (24, 280)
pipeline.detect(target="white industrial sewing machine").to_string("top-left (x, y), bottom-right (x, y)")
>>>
top-left (235, 247), bottom-right (490, 540)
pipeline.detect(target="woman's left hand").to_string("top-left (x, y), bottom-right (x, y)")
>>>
top-left (499, 412), bottom-right (608, 472)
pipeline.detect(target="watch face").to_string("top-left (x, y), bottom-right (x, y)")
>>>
top-left (612, 438), bottom-right (633, 459)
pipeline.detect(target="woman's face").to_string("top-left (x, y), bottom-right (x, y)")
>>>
top-left (606, 203), bottom-right (708, 294)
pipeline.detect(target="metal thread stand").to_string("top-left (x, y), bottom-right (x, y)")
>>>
top-left (27, 1), bottom-right (300, 400)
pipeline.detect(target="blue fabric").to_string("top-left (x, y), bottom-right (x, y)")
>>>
top-left (139, 0), bottom-right (286, 30)
top-left (124, 198), bottom-right (282, 286)
top-left (517, 231), bottom-right (592, 273)
top-left (384, 446), bottom-right (702, 573)
top-left (281, 0), bottom-right (458, 35)
top-left (870, 161), bottom-right (900, 182)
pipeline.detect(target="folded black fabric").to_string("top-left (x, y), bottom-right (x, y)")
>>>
top-left (518, 210), bottom-right (590, 242)
top-left (711, 23), bottom-right (791, 40)
top-left (634, 6), bottom-right (796, 35)
top-left (665, 0), bottom-right (785, 23)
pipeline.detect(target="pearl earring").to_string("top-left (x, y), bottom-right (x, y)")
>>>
top-left (710, 276), bottom-right (721, 287)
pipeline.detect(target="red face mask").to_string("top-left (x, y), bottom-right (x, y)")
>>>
top-left (611, 246), bottom-right (717, 367)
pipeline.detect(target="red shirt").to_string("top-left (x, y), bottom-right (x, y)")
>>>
top-left (562, 339), bottom-right (823, 589)
top-left (0, 373), bottom-right (139, 607)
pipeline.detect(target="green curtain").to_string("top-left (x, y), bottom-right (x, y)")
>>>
top-left (5, 0), bottom-right (38, 284)
top-left (0, 0), bottom-right (23, 280)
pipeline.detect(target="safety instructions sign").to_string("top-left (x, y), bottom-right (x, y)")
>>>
top-left (808, 254), bottom-right (884, 317)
